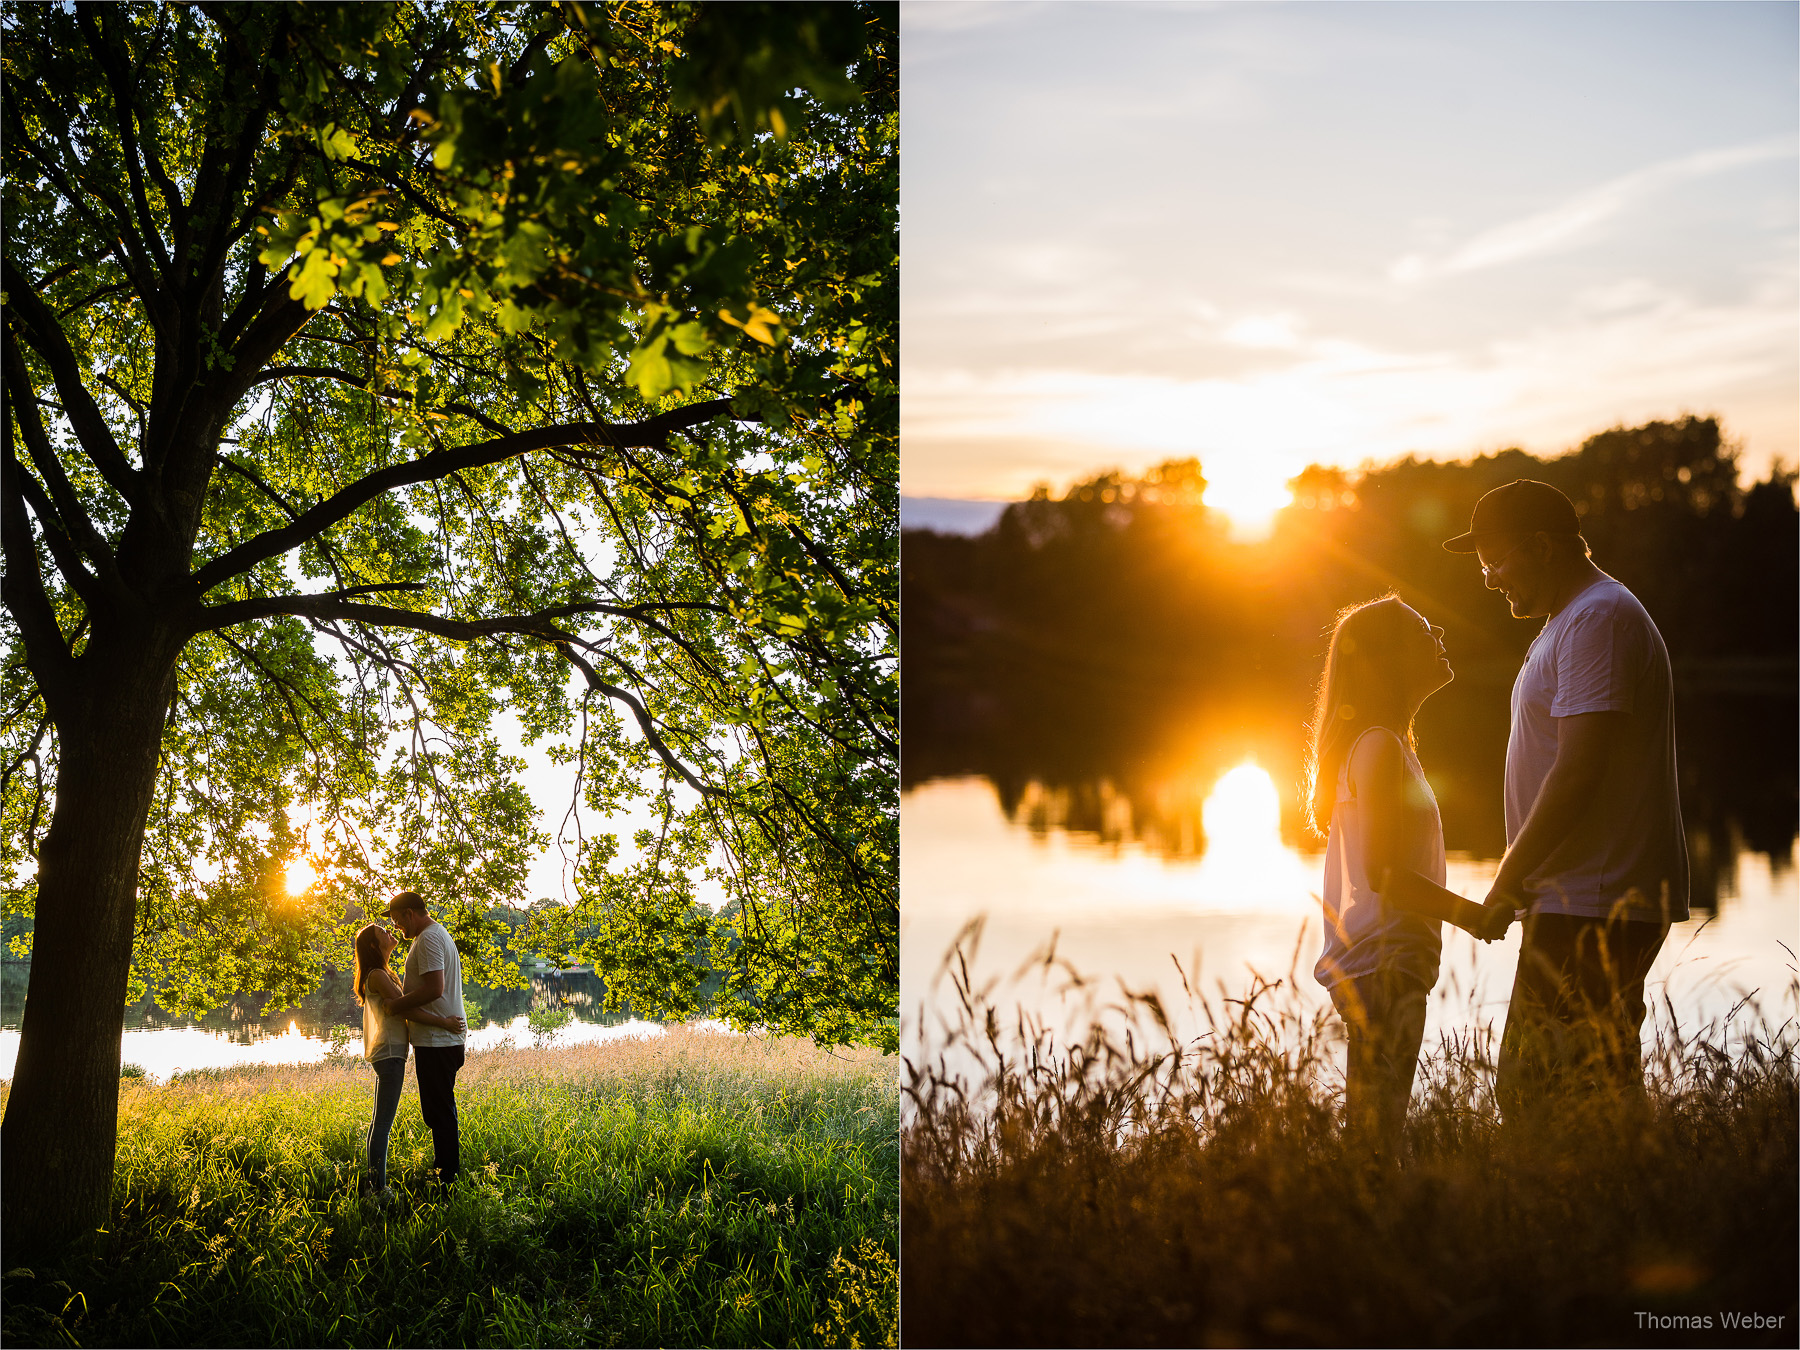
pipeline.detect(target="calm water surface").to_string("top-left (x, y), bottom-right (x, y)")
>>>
top-left (903, 775), bottom-right (1799, 1062)
top-left (0, 969), bottom-right (678, 1082)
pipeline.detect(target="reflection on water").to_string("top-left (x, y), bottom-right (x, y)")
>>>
top-left (903, 775), bottom-right (1799, 1064)
top-left (0, 966), bottom-right (662, 1082)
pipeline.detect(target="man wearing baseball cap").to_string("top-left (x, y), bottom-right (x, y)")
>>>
top-left (1445, 479), bottom-right (1688, 1115)
top-left (379, 890), bottom-right (467, 1186)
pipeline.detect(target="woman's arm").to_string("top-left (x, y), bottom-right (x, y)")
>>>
top-left (409, 1010), bottom-right (466, 1032)
top-left (1347, 728), bottom-right (1409, 889)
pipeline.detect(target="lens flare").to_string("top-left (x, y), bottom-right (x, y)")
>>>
top-left (283, 858), bottom-right (319, 895)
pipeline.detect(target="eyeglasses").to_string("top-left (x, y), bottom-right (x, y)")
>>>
top-left (1479, 538), bottom-right (1531, 581)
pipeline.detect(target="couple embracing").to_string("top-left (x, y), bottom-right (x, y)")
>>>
top-left (1309, 479), bottom-right (1688, 1142)
top-left (351, 891), bottom-right (468, 1197)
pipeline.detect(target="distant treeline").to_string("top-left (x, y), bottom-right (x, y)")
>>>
top-left (903, 416), bottom-right (1796, 895)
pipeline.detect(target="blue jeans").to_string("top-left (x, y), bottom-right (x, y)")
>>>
top-left (365, 1054), bottom-right (407, 1189)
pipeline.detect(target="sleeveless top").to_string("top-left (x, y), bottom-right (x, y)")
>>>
top-left (361, 973), bottom-right (409, 1062)
top-left (1314, 725), bottom-right (1446, 995)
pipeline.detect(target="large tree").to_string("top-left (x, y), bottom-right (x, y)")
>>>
top-left (1, 0), bottom-right (896, 1256)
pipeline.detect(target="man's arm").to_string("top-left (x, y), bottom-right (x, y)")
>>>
top-left (384, 968), bottom-right (445, 1016)
top-left (1483, 709), bottom-right (1622, 925)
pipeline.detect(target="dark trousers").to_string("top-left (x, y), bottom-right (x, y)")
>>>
top-left (1334, 968), bottom-right (1431, 1146)
top-left (365, 1054), bottom-right (406, 1189)
top-left (1497, 911), bottom-right (1667, 1119)
top-left (412, 1043), bottom-right (465, 1182)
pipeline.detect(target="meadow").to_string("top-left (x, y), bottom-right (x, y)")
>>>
top-left (902, 948), bottom-right (1798, 1348)
top-left (2, 1027), bottom-right (897, 1349)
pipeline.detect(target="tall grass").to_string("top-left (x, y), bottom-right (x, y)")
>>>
top-left (902, 929), bottom-right (1798, 1347)
top-left (2, 1028), bottom-right (897, 1349)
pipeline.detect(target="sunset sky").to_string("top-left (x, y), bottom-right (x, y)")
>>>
top-left (901, 1), bottom-right (1799, 525)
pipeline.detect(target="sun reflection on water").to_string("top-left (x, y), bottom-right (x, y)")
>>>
top-left (1193, 761), bottom-right (1315, 912)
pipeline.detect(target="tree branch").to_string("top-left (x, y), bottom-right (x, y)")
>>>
top-left (212, 451), bottom-right (303, 523)
top-left (189, 400), bottom-right (740, 594)
top-left (7, 446), bottom-right (103, 611)
top-left (1, 328), bottom-right (124, 605)
top-left (0, 430), bottom-right (78, 700)
top-left (55, 282), bottom-right (131, 319)
top-left (247, 362), bottom-right (523, 441)
top-left (197, 593), bottom-right (685, 636)
top-left (79, 6), bottom-right (178, 276)
top-left (2, 82), bottom-right (163, 301)
top-left (555, 644), bottom-right (726, 801)
top-left (248, 364), bottom-right (375, 391)
top-left (0, 261), bottom-right (143, 508)
top-left (198, 590), bottom-right (725, 799)
top-left (185, 7), bottom-right (285, 298)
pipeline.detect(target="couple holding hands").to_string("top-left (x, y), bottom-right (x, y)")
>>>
top-left (1309, 479), bottom-right (1689, 1141)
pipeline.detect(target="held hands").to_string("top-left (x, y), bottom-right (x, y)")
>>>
top-left (1478, 884), bottom-right (1521, 943)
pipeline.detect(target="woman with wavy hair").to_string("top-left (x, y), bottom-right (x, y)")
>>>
top-left (354, 921), bottom-right (463, 1196)
top-left (1304, 594), bottom-right (1454, 1146)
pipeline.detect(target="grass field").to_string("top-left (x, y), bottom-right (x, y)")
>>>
top-left (902, 951), bottom-right (1798, 1348)
top-left (2, 1027), bottom-right (897, 1348)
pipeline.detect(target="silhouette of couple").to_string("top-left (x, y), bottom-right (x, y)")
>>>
top-left (1308, 479), bottom-right (1688, 1141)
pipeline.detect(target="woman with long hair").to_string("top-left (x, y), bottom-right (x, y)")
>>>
top-left (354, 921), bottom-right (463, 1195)
top-left (1304, 594), bottom-right (1454, 1146)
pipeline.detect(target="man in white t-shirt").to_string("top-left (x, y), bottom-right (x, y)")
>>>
top-left (1443, 480), bottom-right (1688, 1113)
top-left (381, 890), bottom-right (467, 1185)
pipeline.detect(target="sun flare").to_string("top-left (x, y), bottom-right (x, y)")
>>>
top-left (1203, 464), bottom-right (1293, 540)
top-left (283, 858), bottom-right (319, 895)
top-left (1202, 762), bottom-right (1283, 849)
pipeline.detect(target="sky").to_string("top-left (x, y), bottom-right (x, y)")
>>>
top-left (900, 1), bottom-right (1800, 523)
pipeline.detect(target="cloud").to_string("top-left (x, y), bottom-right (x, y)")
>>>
top-left (1221, 312), bottom-right (1305, 350)
top-left (902, 280), bottom-right (1797, 498)
top-left (901, 0), bottom-right (1043, 38)
top-left (1390, 136), bottom-right (1797, 283)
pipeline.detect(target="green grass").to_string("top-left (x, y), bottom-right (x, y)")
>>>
top-left (2, 1028), bottom-right (897, 1348)
top-left (903, 946), bottom-right (1798, 1348)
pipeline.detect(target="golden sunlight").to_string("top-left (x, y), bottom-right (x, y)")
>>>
top-left (283, 857), bottom-right (319, 895)
top-left (1203, 462), bottom-right (1293, 540)
top-left (1190, 759), bottom-right (1312, 912)
top-left (1202, 762), bottom-right (1283, 847)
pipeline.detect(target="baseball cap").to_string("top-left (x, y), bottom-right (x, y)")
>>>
top-left (1442, 479), bottom-right (1581, 553)
top-left (382, 890), bottom-right (426, 917)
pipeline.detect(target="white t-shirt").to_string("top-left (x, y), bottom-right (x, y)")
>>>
top-left (1505, 576), bottom-right (1689, 922)
top-left (1315, 725), bottom-right (1446, 997)
top-left (403, 920), bottom-right (466, 1047)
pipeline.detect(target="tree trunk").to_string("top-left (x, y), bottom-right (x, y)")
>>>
top-left (1, 634), bottom-right (181, 1263)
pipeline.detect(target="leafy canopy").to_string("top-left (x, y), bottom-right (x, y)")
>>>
top-left (1, 1), bottom-right (897, 1046)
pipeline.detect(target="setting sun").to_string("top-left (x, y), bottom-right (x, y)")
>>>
top-left (1202, 458), bottom-right (1295, 539)
top-left (283, 858), bottom-right (319, 895)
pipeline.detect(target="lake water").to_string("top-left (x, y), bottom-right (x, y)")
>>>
top-left (0, 968), bottom-right (681, 1082)
top-left (902, 774), bottom-right (1799, 1065)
